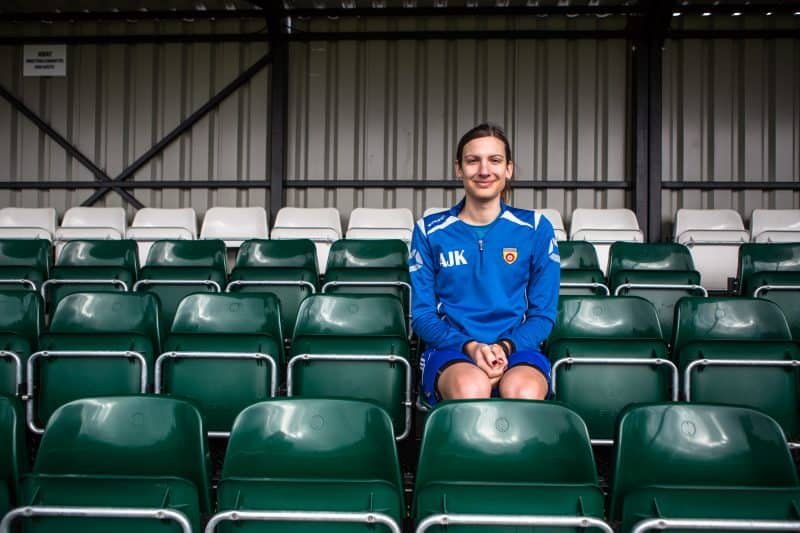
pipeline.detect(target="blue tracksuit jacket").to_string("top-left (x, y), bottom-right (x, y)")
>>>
top-left (409, 200), bottom-right (560, 353)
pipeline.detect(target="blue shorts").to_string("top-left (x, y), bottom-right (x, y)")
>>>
top-left (420, 348), bottom-right (552, 407)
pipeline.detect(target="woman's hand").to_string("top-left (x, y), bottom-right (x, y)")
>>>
top-left (464, 341), bottom-right (507, 385)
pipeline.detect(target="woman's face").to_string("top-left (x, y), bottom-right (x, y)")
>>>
top-left (455, 135), bottom-right (513, 203)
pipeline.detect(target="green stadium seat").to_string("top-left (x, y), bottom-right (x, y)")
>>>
top-left (609, 403), bottom-right (800, 533)
top-left (547, 296), bottom-right (676, 444)
top-left (29, 292), bottom-right (163, 433)
top-left (737, 242), bottom-right (800, 339)
top-left (42, 240), bottom-right (138, 314)
top-left (558, 241), bottom-right (609, 296)
top-left (3, 395), bottom-right (211, 533)
top-left (608, 242), bottom-right (707, 340)
top-left (0, 291), bottom-right (43, 397)
top-left (158, 292), bottom-right (284, 437)
top-left (322, 239), bottom-right (411, 327)
top-left (133, 239), bottom-right (227, 328)
top-left (207, 398), bottom-right (403, 532)
top-left (673, 297), bottom-right (800, 444)
top-left (227, 239), bottom-right (319, 343)
top-left (289, 294), bottom-right (412, 440)
top-left (0, 395), bottom-right (27, 519)
top-left (414, 400), bottom-right (610, 533)
top-left (0, 239), bottom-right (51, 292)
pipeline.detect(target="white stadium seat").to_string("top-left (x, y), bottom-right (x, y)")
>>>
top-left (346, 207), bottom-right (415, 244)
top-left (200, 207), bottom-right (268, 248)
top-left (750, 209), bottom-right (800, 243)
top-left (674, 208), bottom-right (748, 291)
top-left (55, 207), bottom-right (127, 258)
top-left (126, 208), bottom-right (198, 265)
top-left (423, 207), bottom-right (448, 218)
top-left (271, 207), bottom-right (342, 275)
top-left (0, 207), bottom-right (57, 240)
top-left (569, 208), bottom-right (644, 274)
top-left (537, 208), bottom-right (567, 242)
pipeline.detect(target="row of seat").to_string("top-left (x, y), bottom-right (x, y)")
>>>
top-left (1, 395), bottom-right (798, 532)
top-left (0, 289), bottom-right (412, 439)
top-left (3, 284), bottom-right (798, 450)
top-left (0, 206), bottom-right (416, 272)
top-left (0, 237), bottom-right (410, 336)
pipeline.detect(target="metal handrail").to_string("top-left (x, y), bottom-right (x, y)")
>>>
top-left (0, 350), bottom-right (21, 396)
top-left (614, 282), bottom-right (708, 297)
top-left (559, 282), bottom-right (611, 295)
top-left (154, 350), bottom-right (278, 438)
top-left (41, 278), bottom-right (129, 301)
top-left (26, 350), bottom-right (148, 434)
top-left (0, 279), bottom-right (37, 291)
top-left (753, 284), bottom-right (800, 298)
top-left (133, 278), bottom-right (222, 292)
top-left (205, 510), bottom-right (401, 533)
top-left (631, 517), bottom-right (800, 533)
top-left (416, 513), bottom-right (613, 533)
top-left (226, 279), bottom-right (316, 294)
top-left (0, 505), bottom-right (191, 533)
top-left (287, 353), bottom-right (412, 441)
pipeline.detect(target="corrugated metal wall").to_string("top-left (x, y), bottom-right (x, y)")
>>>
top-left (0, 19), bottom-right (271, 220)
top-left (1, 15), bottom-right (798, 231)
top-left (285, 16), bottom-right (630, 226)
top-left (662, 17), bottom-right (800, 235)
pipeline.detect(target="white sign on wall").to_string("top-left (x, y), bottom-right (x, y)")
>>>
top-left (23, 45), bottom-right (67, 77)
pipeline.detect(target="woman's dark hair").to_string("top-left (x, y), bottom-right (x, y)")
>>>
top-left (455, 123), bottom-right (512, 167)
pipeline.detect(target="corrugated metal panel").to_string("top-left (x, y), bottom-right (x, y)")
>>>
top-left (286, 16), bottom-right (630, 223)
top-left (0, 19), bottom-right (270, 218)
top-left (662, 17), bottom-right (800, 234)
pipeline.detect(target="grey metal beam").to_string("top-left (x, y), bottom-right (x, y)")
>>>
top-left (0, 83), bottom-right (144, 209)
top-left (82, 52), bottom-right (273, 207)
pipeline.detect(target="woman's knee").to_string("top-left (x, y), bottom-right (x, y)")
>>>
top-left (438, 365), bottom-right (492, 400)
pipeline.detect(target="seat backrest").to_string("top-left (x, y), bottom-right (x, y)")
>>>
top-left (346, 208), bottom-right (414, 242)
top-left (750, 209), bottom-right (800, 242)
top-left (0, 208), bottom-right (57, 240)
top-left (59, 207), bottom-right (127, 237)
top-left (737, 243), bottom-right (800, 292)
top-left (558, 241), bottom-right (601, 270)
top-left (609, 402), bottom-right (799, 521)
top-left (34, 395), bottom-right (211, 511)
top-left (422, 207), bottom-right (448, 217)
top-left (0, 291), bottom-right (43, 347)
top-left (537, 208), bottom-right (567, 241)
top-left (326, 239), bottom-right (408, 270)
top-left (417, 400), bottom-right (597, 486)
top-left (293, 294), bottom-right (406, 342)
top-left (673, 297), bottom-right (792, 355)
top-left (55, 239), bottom-right (139, 272)
top-left (0, 239), bottom-right (52, 278)
top-left (674, 208), bottom-right (745, 238)
top-left (143, 239), bottom-right (227, 270)
top-left (0, 396), bottom-right (26, 513)
top-left (272, 207), bottom-right (342, 238)
top-left (223, 398), bottom-right (401, 484)
top-left (570, 208), bottom-right (641, 236)
top-left (129, 208), bottom-right (197, 238)
top-left (234, 238), bottom-right (318, 275)
top-left (171, 292), bottom-right (282, 341)
top-left (550, 295), bottom-right (663, 344)
top-left (200, 207), bottom-right (268, 247)
top-left (608, 242), bottom-right (696, 277)
top-left (49, 292), bottom-right (162, 353)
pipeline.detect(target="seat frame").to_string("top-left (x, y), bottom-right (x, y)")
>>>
top-left (552, 356), bottom-right (679, 446)
top-left (629, 516), bottom-right (800, 533)
top-left (154, 350), bottom-right (277, 438)
top-left (133, 278), bottom-right (222, 293)
top-left (561, 281), bottom-right (610, 295)
top-left (1, 504), bottom-right (191, 533)
top-left (25, 350), bottom-right (148, 434)
top-left (205, 509), bottom-right (401, 533)
top-left (416, 513), bottom-right (613, 533)
top-left (286, 352), bottom-right (412, 441)
top-left (0, 351), bottom-right (22, 397)
top-left (684, 357), bottom-right (800, 448)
